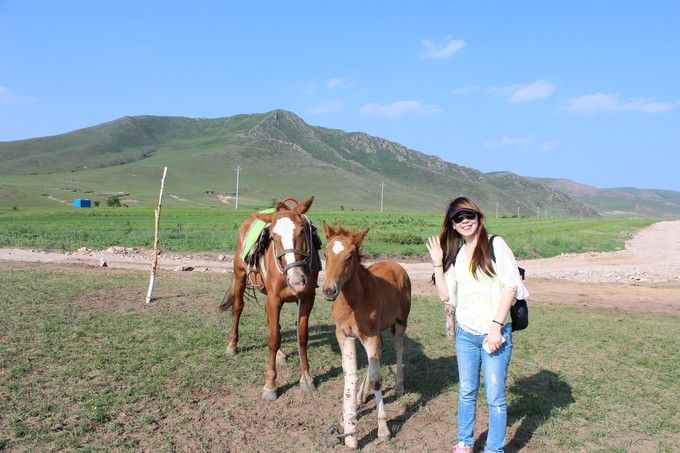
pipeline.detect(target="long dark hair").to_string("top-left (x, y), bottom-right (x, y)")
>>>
top-left (438, 197), bottom-right (495, 279)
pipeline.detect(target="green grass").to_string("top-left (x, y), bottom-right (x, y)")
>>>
top-left (0, 206), bottom-right (655, 259)
top-left (0, 264), bottom-right (677, 451)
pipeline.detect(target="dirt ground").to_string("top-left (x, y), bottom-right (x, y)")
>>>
top-left (2, 221), bottom-right (678, 451)
top-left (3, 220), bottom-right (677, 314)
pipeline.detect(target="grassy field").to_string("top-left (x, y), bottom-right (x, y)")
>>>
top-left (0, 206), bottom-right (655, 259)
top-left (1, 264), bottom-right (677, 451)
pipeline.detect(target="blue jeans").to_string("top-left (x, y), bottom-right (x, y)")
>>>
top-left (455, 323), bottom-right (513, 452)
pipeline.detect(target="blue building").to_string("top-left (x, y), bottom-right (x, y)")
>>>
top-left (73, 198), bottom-right (92, 208)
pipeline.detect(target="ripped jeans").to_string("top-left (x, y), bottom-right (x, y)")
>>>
top-left (455, 323), bottom-right (513, 453)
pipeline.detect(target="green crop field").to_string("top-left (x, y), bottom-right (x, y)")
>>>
top-left (0, 206), bottom-right (655, 259)
top-left (1, 264), bottom-right (677, 451)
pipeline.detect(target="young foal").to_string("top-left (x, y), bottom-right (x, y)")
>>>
top-left (321, 221), bottom-right (411, 448)
top-left (219, 197), bottom-right (319, 400)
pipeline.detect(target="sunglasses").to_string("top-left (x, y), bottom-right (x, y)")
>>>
top-left (451, 211), bottom-right (478, 223)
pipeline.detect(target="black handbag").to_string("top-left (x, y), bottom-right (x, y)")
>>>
top-left (489, 236), bottom-right (529, 332)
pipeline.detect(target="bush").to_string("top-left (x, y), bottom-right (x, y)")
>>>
top-left (106, 195), bottom-right (122, 207)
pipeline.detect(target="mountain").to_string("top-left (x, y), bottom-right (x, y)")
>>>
top-left (534, 177), bottom-right (680, 219)
top-left (0, 110), bottom-right (597, 216)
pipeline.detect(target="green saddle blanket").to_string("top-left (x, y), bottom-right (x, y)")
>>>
top-left (240, 207), bottom-right (275, 261)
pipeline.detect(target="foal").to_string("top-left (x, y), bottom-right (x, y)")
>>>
top-left (321, 221), bottom-right (411, 448)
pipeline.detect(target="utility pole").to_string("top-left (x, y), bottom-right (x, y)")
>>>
top-left (496, 203), bottom-right (499, 218)
top-left (537, 206), bottom-right (540, 219)
top-left (517, 206), bottom-right (520, 219)
top-left (235, 165), bottom-right (240, 210)
top-left (380, 181), bottom-right (384, 213)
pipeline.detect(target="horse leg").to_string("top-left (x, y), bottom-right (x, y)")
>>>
top-left (297, 296), bottom-right (316, 392)
top-left (363, 336), bottom-right (390, 439)
top-left (262, 297), bottom-right (283, 401)
top-left (222, 264), bottom-right (247, 356)
top-left (393, 323), bottom-right (406, 396)
top-left (357, 369), bottom-right (371, 405)
top-left (340, 335), bottom-right (359, 449)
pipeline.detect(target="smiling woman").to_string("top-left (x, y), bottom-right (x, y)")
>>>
top-left (427, 196), bottom-right (528, 453)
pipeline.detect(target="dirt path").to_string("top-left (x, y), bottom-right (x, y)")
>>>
top-left (1, 221), bottom-right (679, 314)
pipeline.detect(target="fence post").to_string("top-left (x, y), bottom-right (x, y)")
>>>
top-left (145, 166), bottom-right (168, 304)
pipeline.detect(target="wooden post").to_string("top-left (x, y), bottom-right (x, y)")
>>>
top-left (145, 167), bottom-right (168, 304)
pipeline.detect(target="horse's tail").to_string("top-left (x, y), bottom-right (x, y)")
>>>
top-left (218, 282), bottom-right (235, 312)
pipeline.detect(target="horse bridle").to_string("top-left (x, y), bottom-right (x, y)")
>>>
top-left (270, 215), bottom-right (316, 277)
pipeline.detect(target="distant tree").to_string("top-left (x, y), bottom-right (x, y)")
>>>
top-left (106, 195), bottom-right (122, 207)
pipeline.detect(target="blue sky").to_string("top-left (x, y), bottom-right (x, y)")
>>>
top-left (1, 1), bottom-right (679, 190)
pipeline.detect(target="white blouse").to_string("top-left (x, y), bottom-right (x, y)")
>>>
top-left (444, 235), bottom-right (528, 335)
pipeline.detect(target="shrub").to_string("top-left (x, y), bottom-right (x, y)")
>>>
top-left (106, 195), bottom-right (122, 207)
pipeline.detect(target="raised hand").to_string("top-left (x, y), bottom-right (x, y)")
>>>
top-left (426, 235), bottom-right (444, 266)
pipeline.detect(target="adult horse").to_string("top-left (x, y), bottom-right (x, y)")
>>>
top-left (321, 221), bottom-right (411, 448)
top-left (219, 197), bottom-right (320, 401)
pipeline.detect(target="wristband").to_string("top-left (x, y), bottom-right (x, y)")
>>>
top-left (433, 264), bottom-right (443, 268)
top-left (492, 320), bottom-right (503, 326)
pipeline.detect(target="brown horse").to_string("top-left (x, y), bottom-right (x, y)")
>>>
top-left (219, 197), bottom-right (320, 401)
top-left (321, 221), bottom-right (411, 448)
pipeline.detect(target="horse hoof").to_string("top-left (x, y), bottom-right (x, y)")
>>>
top-left (299, 377), bottom-right (315, 392)
top-left (261, 387), bottom-right (278, 401)
top-left (226, 346), bottom-right (238, 357)
top-left (344, 436), bottom-right (358, 449)
top-left (378, 426), bottom-right (391, 439)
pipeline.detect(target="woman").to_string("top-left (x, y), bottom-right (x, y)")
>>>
top-left (426, 197), bottom-right (527, 453)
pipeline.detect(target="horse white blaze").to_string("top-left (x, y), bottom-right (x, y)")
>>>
top-left (332, 240), bottom-right (345, 255)
top-left (272, 217), bottom-right (297, 267)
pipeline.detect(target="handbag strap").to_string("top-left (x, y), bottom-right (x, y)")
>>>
top-left (488, 235), bottom-right (525, 280)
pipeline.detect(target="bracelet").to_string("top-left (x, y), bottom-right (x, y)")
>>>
top-left (433, 263), bottom-right (443, 268)
top-left (492, 320), bottom-right (504, 326)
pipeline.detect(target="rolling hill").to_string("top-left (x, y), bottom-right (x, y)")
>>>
top-left (0, 110), bottom-right (602, 216)
top-left (533, 177), bottom-right (680, 219)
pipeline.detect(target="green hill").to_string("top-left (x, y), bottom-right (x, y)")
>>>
top-left (0, 110), bottom-right (596, 216)
top-left (533, 177), bottom-right (680, 219)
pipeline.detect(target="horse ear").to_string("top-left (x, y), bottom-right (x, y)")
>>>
top-left (253, 212), bottom-right (275, 223)
top-left (322, 220), bottom-right (334, 239)
top-left (293, 196), bottom-right (314, 215)
top-left (354, 227), bottom-right (369, 244)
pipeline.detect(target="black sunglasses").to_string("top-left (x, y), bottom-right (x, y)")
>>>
top-left (451, 211), bottom-right (478, 223)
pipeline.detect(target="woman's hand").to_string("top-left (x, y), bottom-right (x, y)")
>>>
top-left (426, 236), bottom-right (444, 266)
top-left (485, 324), bottom-right (504, 353)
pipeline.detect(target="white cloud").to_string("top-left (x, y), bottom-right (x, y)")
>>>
top-left (307, 101), bottom-right (344, 114)
top-left (562, 93), bottom-right (676, 114)
top-left (508, 81), bottom-right (555, 103)
top-left (421, 36), bottom-right (466, 60)
top-left (326, 78), bottom-right (351, 90)
top-left (484, 136), bottom-right (535, 149)
top-left (360, 100), bottom-right (441, 117)
top-left (490, 80), bottom-right (555, 103)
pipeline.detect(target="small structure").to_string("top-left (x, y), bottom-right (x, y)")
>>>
top-left (73, 199), bottom-right (92, 208)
